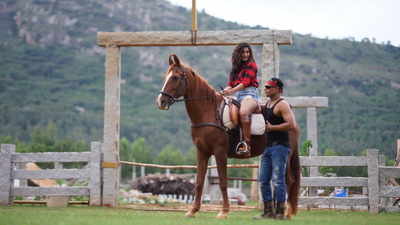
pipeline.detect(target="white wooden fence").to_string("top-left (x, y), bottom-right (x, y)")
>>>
top-left (1, 143), bottom-right (399, 213)
top-left (299, 149), bottom-right (400, 213)
top-left (0, 142), bottom-right (102, 206)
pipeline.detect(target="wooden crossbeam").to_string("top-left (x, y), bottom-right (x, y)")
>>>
top-left (97, 30), bottom-right (292, 47)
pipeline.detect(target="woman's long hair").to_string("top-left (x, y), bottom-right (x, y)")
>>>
top-left (229, 43), bottom-right (255, 82)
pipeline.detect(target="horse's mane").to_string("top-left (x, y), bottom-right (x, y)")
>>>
top-left (167, 63), bottom-right (218, 94)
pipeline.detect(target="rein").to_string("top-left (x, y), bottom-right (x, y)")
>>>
top-left (159, 91), bottom-right (215, 103)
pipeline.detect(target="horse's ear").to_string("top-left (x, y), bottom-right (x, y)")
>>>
top-left (169, 54), bottom-right (181, 66)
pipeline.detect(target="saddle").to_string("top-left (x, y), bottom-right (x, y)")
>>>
top-left (220, 97), bottom-right (265, 135)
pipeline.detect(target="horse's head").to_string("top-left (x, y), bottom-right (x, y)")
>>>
top-left (156, 54), bottom-right (190, 110)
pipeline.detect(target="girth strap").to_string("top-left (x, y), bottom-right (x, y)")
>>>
top-left (191, 122), bottom-right (226, 132)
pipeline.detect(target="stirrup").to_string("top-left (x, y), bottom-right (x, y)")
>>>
top-left (235, 141), bottom-right (250, 155)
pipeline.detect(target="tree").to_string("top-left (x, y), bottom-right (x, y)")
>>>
top-left (319, 148), bottom-right (339, 176)
top-left (130, 137), bottom-right (156, 174)
top-left (155, 145), bottom-right (184, 173)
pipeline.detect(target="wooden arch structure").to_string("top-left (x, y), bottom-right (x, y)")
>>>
top-left (96, 1), bottom-right (328, 206)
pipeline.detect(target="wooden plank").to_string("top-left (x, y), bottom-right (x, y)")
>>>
top-left (13, 169), bottom-right (89, 180)
top-left (299, 197), bottom-right (369, 206)
top-left (13, 187), bottom-right (90, 196)
top-left (380, 186), bottom-right (400, 198)
top-left (259, 96), bottom-right (328, 108)
top-left (0, 144), bottom-right (15, 205)
top-left (301, 177), bottom-right (368, 187)
top-left (12, 152), bottom-right (91, 163)
top-left (300, 156), bottom-right (368, 167)
top-left (380, 166), bottom-right (400, 178)
top-left (367, 149), bottom-right (380, 213)
top-left (89, 142), bottom-right (102, 206)
top-left (97, 30), bottom-right (292, 47)
top-left (383, 206), bottom-right (400, 213)
top-left (102, 45), bottom-right (121, 207)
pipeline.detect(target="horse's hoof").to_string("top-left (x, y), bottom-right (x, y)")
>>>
top-left (185, 211), bottom-right (195, 218)
top-left (216, 212), bottom-right (228, 219)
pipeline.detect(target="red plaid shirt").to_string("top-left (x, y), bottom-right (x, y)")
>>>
top-left (228, 61), bottom-right (259, 88)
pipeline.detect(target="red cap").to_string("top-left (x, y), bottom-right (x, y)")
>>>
top-left (264, 80), bottom-right (278, 87)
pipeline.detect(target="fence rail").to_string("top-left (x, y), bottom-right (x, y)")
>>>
top-left (124, 149), bottom-right (400, 213)
top-left (1, 143), bottom-right (399, 213)
top-left (0, 142), bottom-right (102, 206)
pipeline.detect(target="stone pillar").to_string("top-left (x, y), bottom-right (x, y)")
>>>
top-left (367, 149), bottom-right (379, 213)
top-left (102, 45), bottom-right (121, 207)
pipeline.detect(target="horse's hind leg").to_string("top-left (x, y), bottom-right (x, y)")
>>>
top-left (185, 151), bottom-right (210, 218)
top-left (214, 150), bottom-right (229, 219)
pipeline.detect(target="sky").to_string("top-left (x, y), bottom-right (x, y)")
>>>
top-left (167, 0), bottom-right (400, 47)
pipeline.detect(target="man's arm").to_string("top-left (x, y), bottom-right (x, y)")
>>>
top-left (266, 101), bottom-right (296, 132)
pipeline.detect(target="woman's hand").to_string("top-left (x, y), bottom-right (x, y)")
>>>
top-left (219, 87), bottom-right (232, 96)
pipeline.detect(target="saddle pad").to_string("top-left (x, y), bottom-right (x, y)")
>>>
top-left (251, 113), bottom-right (265, 135)
top-left (223, 106), bottom-right (265, 135)
top-left (222, 103), bottom-right (236, 129)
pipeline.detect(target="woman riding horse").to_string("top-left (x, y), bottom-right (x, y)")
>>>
top-left (221, 43), bottom-right (260, 157)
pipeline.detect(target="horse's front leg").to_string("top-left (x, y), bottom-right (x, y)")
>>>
top-left (214, 150), bottom-right (229, 219)
top-left (185, 151), bottom-right (210, 218)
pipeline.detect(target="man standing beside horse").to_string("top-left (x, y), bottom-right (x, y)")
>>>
top-left (254, 77), bottom-right (298, 220)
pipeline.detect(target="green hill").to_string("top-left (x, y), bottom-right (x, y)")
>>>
top-left (0, 0), bottom-right (399, 159)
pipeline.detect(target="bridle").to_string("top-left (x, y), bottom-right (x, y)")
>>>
top-left (158, 70), bottom-right (214, 105)
top-left (158, 90), bottom-right (186, 104)
top-left (159, 71), bottom-right (188, 105)
top-left (158, 67), bottom-right (226, 132)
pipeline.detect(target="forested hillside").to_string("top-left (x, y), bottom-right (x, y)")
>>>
top-left (0, 0), bottom-right (399, 160)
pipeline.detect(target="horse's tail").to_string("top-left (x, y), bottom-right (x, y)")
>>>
top-left (286, 126), bottom-right (301, 217)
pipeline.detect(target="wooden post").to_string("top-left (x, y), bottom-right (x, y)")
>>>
top-left (250, 167), bottom-right (259, 201)
top-left (0, 144), bottom-right (15, 205)
top-left (131, 158), bottom-right (136, 181)
top-left (102, 45), bottom-right (121, 207)
top-left (378, 154), bottom-right (389, 209)
top-left (141, 166), bottom-right (145, 177)
top-left (89, 142), bottom-right (102, 206)
top-left (367, 149), bottom-right (379, 213)
top-left (396, 139), bottom-right (400, 166)
top-left (260, 42), bottom-right (280, 98)
top-left (208, 156), bottom-right (220, 203)
top-left (307, 107), bottom-right (319, 197)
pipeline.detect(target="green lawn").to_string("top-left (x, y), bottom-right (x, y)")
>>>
top-left (0, 205), bottom-right (399, 225)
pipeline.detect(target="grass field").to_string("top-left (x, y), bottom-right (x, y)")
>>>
top-left (0, 205), bottom-right (399, 225)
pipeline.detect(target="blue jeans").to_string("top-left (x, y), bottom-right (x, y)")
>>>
top-left (259, 144), bottom-right (290, 203)
top-left (234, 86), bottom-right (260, 102)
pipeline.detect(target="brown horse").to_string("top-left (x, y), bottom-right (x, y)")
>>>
top-left (156, 54), bottom-right (300, 219)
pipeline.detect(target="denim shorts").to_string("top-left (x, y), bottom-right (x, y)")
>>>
top-left (234, 86), bottom-right (260, 102)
